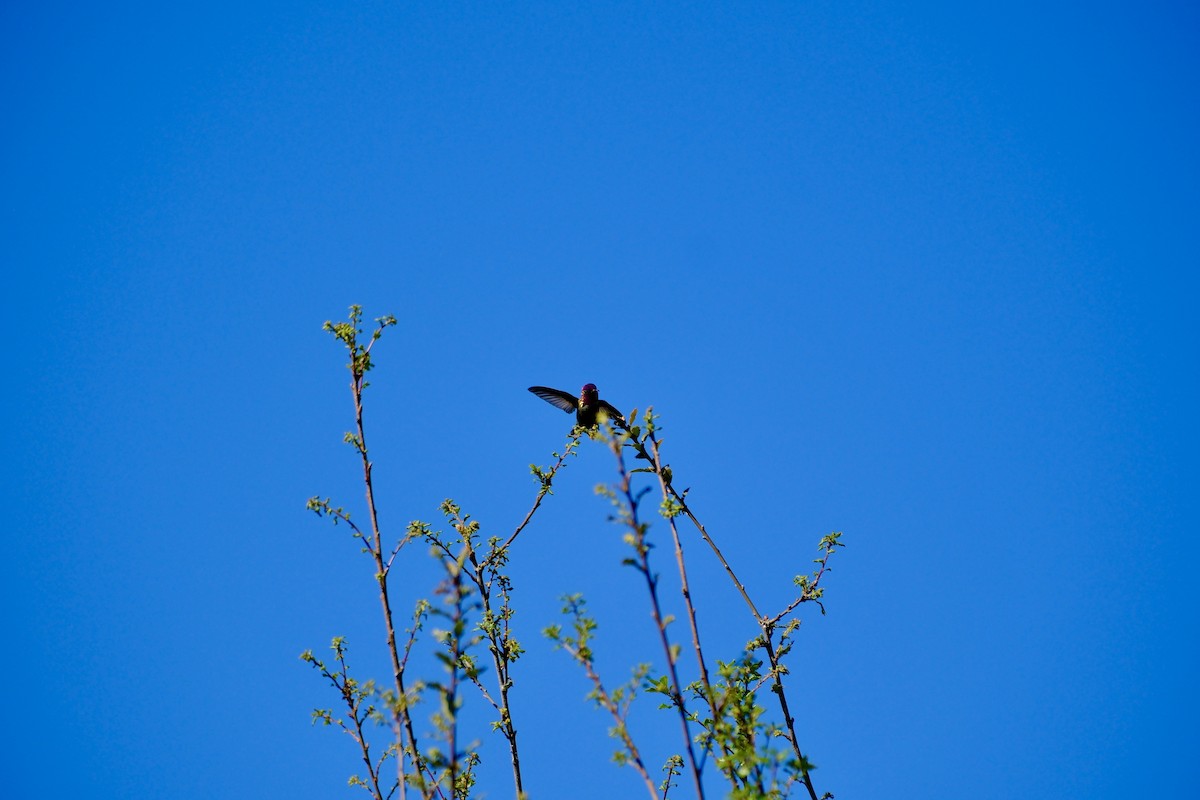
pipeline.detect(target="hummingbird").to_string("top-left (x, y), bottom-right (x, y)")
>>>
top-left (528, 383), bottom-right (625, 428)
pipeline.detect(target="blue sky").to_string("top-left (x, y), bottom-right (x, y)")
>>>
top-left (4, 2), bottom-right (1197, 798)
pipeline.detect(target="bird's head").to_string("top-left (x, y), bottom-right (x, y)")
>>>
top-left (580, 383), bottom-right (598, 402)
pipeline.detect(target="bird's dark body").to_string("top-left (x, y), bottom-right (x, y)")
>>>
top-left (528, 383), bottom-right (623, 428)
top-left (576, 399), bottom-right (604, 427)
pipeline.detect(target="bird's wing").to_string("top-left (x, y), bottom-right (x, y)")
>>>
top-left (599, 400), bottom-right (626, 425)
top-left (528, 386), bottom-right (577, 414)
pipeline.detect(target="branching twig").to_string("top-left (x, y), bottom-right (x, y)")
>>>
top-left (545, 596), bottom-right (661, 800)
top-left (302, 639), bottom-right (395, 800)
top-left (310, 307), bottom-right (430, 798)
top-left (613, 409), bottom-right (842, 800)
top-left (489, 431), bottom-right (582, 562)
top-left (602, 434), bottom-right (706, 800)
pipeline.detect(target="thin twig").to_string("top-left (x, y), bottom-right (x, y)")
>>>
top-left (649, 435), bottom-right (717, 714)
top-left (609, 438), bottom-right (706, 800)
top-left (623, 416), bottom-right (832, 800)
top-left (489, 431), bottom-right (581, 562)
top-left (558, 638), bottom-right (660, 800)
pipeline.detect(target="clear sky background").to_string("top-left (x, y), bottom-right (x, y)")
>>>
top-left (4, 2), bottom-right (1197, 798)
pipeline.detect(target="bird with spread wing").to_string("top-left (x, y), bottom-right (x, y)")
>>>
top-left (528, 383), bottom-right (625, 428)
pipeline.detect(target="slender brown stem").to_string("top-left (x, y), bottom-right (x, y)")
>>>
top-left (348, 353), bottom-right (429, 797)
top-left (610, 440), bottom-right (706, 800)
top-left (627, 430), bottom-right (761, 622)
top-left (342, 656), bottom-right (386, 800)
top-left (560, 639), bottom-right (661, 800)
top-left (472, 556), bottom-right (525, 797)
top-left (489, 432), bottom-right (581, 561)
top-left (447, 565), bottom-right (464, 797)
top-left (311, 644), bottom-right (388, 800)
top-left (628, 421), bottom-right (830, 800)
top-left (759, 630), bottom-right (820, 800)
top-left (767, 545), bottom-right (837, 628)
top-left (440, 434), bottom-right (580, 798)
top-left (650, 438), bottom-right (715, 704)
